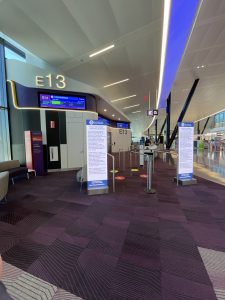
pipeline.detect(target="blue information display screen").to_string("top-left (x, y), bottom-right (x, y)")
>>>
top-left (117, 122), bottom-right (129, 129)
top-left (98, 116), bottom-right (110, 125)
top-left (39, 93), bottom-right (86, 110)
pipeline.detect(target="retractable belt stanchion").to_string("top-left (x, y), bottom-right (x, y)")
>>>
top-left (144, 145), bottom-right (157, 194)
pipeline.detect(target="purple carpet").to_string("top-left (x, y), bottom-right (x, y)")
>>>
top-left (0, 157), bottom-right (224, 299)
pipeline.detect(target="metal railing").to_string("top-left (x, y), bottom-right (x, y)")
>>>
top-left (107, 153), bottom-right (115, 192)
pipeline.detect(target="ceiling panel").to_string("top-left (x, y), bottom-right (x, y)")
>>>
top-left (169, 0), bottom-right (225, 129)
top-left (0, 0), bottom-right (163, 136)
top-left (108, 0), bottom-right (162, 36)
top-left (11, 0), bottom-right (93, 59)
top-left (62, 0), bottom-right (119, 47)
top-left (0, 1), bottom-right (70, 65)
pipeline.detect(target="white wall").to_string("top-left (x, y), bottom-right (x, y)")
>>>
top-left (109, 127), bottom-right (132, 153)
top-left (62, 111), bottom-right (97, 169)
top-left (6, 59), bottom-right (102, 95)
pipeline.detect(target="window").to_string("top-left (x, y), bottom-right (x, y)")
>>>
top-left (0, 108), bottom-right (11, 161)
top-left (0, 38), bottom-right (11, 161)
top-left (4, 46), bottom-right (26, 62)
top-left (4, 41), bottom-right (26, 62)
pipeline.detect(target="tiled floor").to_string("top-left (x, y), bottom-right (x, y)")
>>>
top-left (0, 157), bottom-right (225, 299)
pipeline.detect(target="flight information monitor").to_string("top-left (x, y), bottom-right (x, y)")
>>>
top-left (117, 122), bottom-right (129, 129)
top-left (39, 93), bottom-right (86, 110)
top-left (98, 116), bottom-right (110, 125)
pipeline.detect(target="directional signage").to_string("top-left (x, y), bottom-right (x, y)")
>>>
top-left (147, 109), bottom-right (158, 117)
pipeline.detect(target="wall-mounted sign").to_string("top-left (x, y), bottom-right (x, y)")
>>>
top-left (86, 119), bottom-right (108, 195)
top-left (178, 122), bottom-right (194, 180)
top-left (35, 74), bottom-right (66, 89)
top-left (119, 129), bottom-right (128, 135)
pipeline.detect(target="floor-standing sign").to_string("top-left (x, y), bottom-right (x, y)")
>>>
top-left (177, 122), bottom-right (196, 184)
top-left (24, 131), bottom-right (44, 176)
top-left (86, 119), bottom-right (108, 195)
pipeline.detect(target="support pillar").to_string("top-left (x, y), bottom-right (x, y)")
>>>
top-left (166, 93), bottom-right (171, 150)
top-left (168, 79), bottom-right (199, 149)
top-left (197, 121), bottom-right (200, 140)
top-left (155, 119), bottom-right (158, 142)
top-left (156, 118), bottom-right (166, 144)
top-left (201, 117), bottom-right (210, 135)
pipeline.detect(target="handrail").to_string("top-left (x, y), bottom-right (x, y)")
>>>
top-left (107, 153), bottom-right (115, 192)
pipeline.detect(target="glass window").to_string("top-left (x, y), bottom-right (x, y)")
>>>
top-left (4, 46), bottom-right (26, 62)
top-left (0, 38), bottom-right (12, 161)
top-left (0, 109), bottom-right (11, 161)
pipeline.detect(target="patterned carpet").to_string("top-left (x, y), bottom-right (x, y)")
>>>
top-left (0, 157), bottom-right (225, 299)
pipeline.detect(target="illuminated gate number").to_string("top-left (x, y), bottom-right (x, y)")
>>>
top-left (35, 74), bottom-right (66, 89)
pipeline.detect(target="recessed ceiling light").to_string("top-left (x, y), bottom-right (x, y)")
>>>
top-left (103, 78), bottom-right (129, 88)
top-left (122, 104), bottom-right (140, 110)
top-left (103, 109), bottom-right (107, 112)
top-left (111, 94), bottom-right (137, 103)
top-left (197, 66), bottom-right (200, 69)
top-left (89, 44), bottom-right (115, 58)
top-left (112, 114), bottom-right (115, 117)
top-left (132, 110), bottom-right (141, 114)
top-left (118, 118), bottom-right (121, 120)
top-left (201, 65), bottom-right (205, 68)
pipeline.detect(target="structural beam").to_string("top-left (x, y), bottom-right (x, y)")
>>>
top-left (197, 121), bottom-right (200, 134)
top-left (168, 79), bottom-right (199, 149)
top-left (156, 117), bottom-right (166, 143)
top-left (197, 121), bottom-right (200, 140)
top-left (166, 93), bottom-right (171, 149)
top-left (155, 119), bottom-right (158, 142)
top-left (201, 117), bottom-right (210, 135)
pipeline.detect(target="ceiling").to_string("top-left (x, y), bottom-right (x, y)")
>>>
top-left (156, 0), bottom-right (225, 133)
top-left (0, 0), bottom-right (163, 137)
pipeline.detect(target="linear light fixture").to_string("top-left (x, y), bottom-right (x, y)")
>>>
top-left (111, 94), bottom-right (136, 103)
top-left (89, 44), bottom-right (115, 58)
top-left (156, 0), bottom-right (171, 109)
top-left (103, 78), bottom-right (129, 88)
top-left (122, 104), bottom-right (140, 110)
top-left (132, 110), bottom-right (141, 114)
top-left (144, 0), bottom-right (171, 132)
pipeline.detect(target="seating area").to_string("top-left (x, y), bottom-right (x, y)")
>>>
top-left (0, 160), bottom-right (29, 203)
top-left (0, 171), bottom-right (9, 203)
top-left (0, 160), bottom-right (28, 185)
